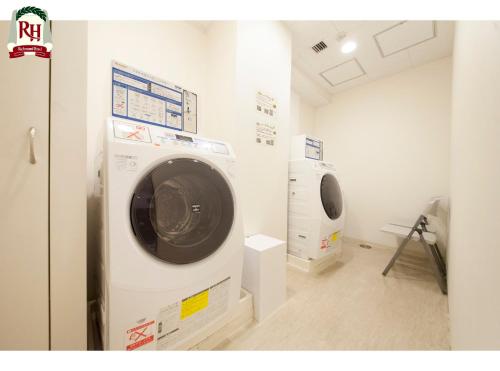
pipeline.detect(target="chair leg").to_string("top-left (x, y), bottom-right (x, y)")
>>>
top-left (382, 215), bottom-right (425, 276)
top-left (427, 243), bottom-right (445, 277)
top-left (420, 217), bottom-right (447, 277)
top-left (382, 235), bottom-right (412, 276)
top-left (433, 243), bottom-right (447, 275)
top-left (419, 234), bottom-right (448, 294)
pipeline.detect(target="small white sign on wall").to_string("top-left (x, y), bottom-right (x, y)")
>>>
top-left (256, 91), bottom-right (277, 146)
top-left (183, 90), bottom-right (197, 134)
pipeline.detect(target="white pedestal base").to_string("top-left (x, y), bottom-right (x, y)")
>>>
top-left (189, 289), bottom-right (254, 350)
top-left (287, 248), bottom-right (342, 274)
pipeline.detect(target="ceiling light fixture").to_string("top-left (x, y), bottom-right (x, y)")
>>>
top-left (337, 32), bottom-right (357, 54)
top-left (341, 40), bottom-right (357, 54)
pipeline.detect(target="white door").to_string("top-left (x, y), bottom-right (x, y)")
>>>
top-left (0, 21), bottom-right (50, 350)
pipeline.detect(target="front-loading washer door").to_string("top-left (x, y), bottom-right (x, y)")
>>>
top-left (130, 158), bottom-right (234, 264)
top-left (320, 173), bottom-right (343, 220)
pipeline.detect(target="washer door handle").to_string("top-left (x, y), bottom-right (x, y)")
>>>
top-left (29, 127), bottom-right (37, 164)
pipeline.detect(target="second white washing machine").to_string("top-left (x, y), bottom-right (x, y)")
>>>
top-left (288, 135), bottom-right (345, 260)
top-left (98, 118), bottom-right (244, 350)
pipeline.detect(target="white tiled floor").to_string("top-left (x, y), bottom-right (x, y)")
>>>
top-left (217, 240), bottom-right (450, 350)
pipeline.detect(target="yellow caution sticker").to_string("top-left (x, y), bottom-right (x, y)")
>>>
top-left (330, 232), bottom-right (339, 241)
top-left (180, 289), bottom-right (209, 320)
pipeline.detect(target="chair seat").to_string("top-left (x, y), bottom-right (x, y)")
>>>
top-left (381, 223), bottom-right (437, 244)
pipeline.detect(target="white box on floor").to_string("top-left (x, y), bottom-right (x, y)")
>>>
top-left (242, 234), bottom-right (287, 322)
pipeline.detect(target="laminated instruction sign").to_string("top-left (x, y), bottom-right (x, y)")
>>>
top-left (256, 91), bottom-right (277, 146)
top-left (305, 137), bottom-right (323, 160)
top-left (182, 90), bottom-right (197, 134)
top-left (112, 61), bottom-right (197, 133)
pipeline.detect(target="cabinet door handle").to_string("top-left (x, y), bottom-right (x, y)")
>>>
top-left (29, 127), bottom-right (37, 164)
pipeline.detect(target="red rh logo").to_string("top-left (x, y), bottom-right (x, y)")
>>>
top-left (18, 21), bottom-right (41, 42)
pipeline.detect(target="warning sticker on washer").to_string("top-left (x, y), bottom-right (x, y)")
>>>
top-left (125, 320), bottom-right (155, 351)
top-left (114, 154), bottom-right (138, 172)
top-left (113, 120), bottom-right (151, 143)
top-left (181, 289), bottom-right (209, 319)
top-left (156, 277), bottom-right (230, 350)
top-left (330, 232), bottom-right (339, 242)
top-left (320, 232), bottom-right (341, 251)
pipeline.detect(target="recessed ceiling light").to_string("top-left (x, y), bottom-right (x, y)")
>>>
top-left (336, 31), bottom-right (357, 54)
top-left (341, 40), bottom-right (357, 54)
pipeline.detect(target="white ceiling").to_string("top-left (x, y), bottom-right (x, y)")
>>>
top-left (291, 66), bottom-right (331, 107)
top-left (190, 21), bottom-right (213, 32)
top-left (286, 21), bottom-right (455, 100)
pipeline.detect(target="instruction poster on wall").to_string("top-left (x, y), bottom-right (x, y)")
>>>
top-left (111, 61), bottom-right (197, 133)
top-left (256, 91), bottom-right (277, 146)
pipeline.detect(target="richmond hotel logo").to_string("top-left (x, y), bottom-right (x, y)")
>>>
top-left (7, 6), bottom-right (52, 58)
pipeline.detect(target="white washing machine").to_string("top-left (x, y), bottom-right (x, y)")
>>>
top-left (98, 118), bottom-right (244, 350)
top-left (288, 159), bottom-right (345, 260)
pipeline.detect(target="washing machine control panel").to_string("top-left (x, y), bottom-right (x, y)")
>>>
top-left (154, 133), bottom-right (229, 155)
top-left (314, 161), bottom-right (335, 171)
top-left (112, 120), bottom-right (230, 155)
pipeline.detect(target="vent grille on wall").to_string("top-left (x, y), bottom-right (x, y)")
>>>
top-left (312, 41), bottom-right (328, 53)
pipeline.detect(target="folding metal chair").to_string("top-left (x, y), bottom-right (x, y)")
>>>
top-left (381, 198), bottom-right (447, 294)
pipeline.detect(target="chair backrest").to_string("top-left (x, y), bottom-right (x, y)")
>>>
top-left (424, 196), bottom-right (449, 258)
top-left (423, 196), bottom-right (445, 217)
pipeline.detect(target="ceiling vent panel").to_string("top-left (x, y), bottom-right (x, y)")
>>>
top-left (312, 41), bottom-right (328, 53)
top-left (320, 59), bottom-right (366, 87)
top-left (374, 21), bottom-right (437, 57)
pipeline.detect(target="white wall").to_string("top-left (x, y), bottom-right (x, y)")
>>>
top-left (448, 21), bottom-right (500, 350)
top-left (206, 21), bottom-right (292, 240)
top-left (204, 22), bottom-right (237, 142)
top-left (314, 57), bottom-right (452, 247)
top-left (290, 90), bottom-right (315, 137)
top-left (291, 66), bottom-right (330, 107)
top-left (233, 21), bottom-right (292, 240)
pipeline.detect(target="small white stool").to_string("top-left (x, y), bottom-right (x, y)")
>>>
top-left (242, 234), bottom-right (287, 322)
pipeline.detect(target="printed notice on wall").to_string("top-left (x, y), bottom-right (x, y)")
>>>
top-left (182, 90), bottom-right (197, 134)
top-left (256, 91), bottom-right (277, 146)
top-left (112, 61), bottom-right (197, 133)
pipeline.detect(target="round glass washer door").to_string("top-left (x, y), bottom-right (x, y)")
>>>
top-left (320, 173), bottom-right (343, 220)
top-left (130, 158), bottom-right (234, 264)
